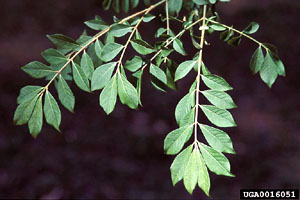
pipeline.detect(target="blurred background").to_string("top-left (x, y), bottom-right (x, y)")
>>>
top-left (0, 0), bottom-right (299, 199)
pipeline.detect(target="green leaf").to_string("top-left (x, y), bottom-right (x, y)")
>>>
top-left (180, 109), bottom-right (195, 127)
top-left (109, 24), bottom-right (133, 37)
top-left (170, 145), bottom-right (193, 186)
top-left (72, 62), bottom-right (90, 92)
top-left (100, 75), bottom-right (118, 114)
top-left (131, 0), bottom-right (139, 8)
top-left (199, 124), bottom-right (235, 154)
top-left (56, 75), bottom-right (75, 112)
top-left (201, 90), bottom-right (237, 109)
top-left (81, 51), bottom-right (94, 80)
top-left (150, 64), bottom-right (167, 84)
top-left (164, 124), bottom-right (194, 155)
top-left (84, 18), bottom-right (108, 31)
top-left (201, 74), bottom-right (232, 91)
top-left (227, 36), bottom-right (241, 46)
top-left (243, 22), bottom-right (259, 35)
top-left (260, 51), bottom-right (278, 88)
top-left (100, 43), bottom-right (124, 62)
top-left (28, 96), bottom-right (43, 137)
top-left (168, 0), bottom-right (183, 15)
top-left (193, 0), bottom-right (209, 5)
top-left (210, 24), bottom-right (226, 31)
top-left (14, 95), bottom-right (39, 125)
top-left (44, 90), bottom-right (61, 131)
top-left (125, 56), bottom-right (143, 72)
top-left (41, 48), bottom-right (67, 65)
top-left (130, 39), bottom-right (155, 55)
top-left (175, 91), bottom-right (195, 125)
top-left (22, 61), bottom-right (55, 79)
top-left (94, 39), bottom-right (103, 60)
top-left (143, 14), bottom-right (155, 22)
top-left (47, 34), bottom-right (79, 50)
top-left (117, 73), bottom-right (139, 109)
top-left (174, 60), bottom-right (197, 81)
top-left (173, 38), bottom-right (187, 56)
top-left (250, 46), bottom-right (264, 74)
top-left (122, 0), bottom-right (129, 12)
top-left (200, 105), bottom-right (236, 127)
top-left (199, 143), bottom-right (234, 177)
top-left (17, 86), bottom-right (43, 104)
top-left (166, 61), bottom-right (178, 91)
top-left (197, 150), bottom-right (210, 196)
top-left (91, 62), bottom-right (117, 91)
top-left (184, 147), bottom-right (210, 196)
top-left (183, 147), bottom-right (199, 194)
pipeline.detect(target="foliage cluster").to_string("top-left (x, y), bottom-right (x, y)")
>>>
top-left (14, 0), bottom-right (285, 195)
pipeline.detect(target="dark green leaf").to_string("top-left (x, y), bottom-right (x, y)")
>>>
top-left (22, 61), bottom-right (55, 79)
top-left (168, 0), bottom-right (183, 15)
top-left (109, 24), bottom-right (133, 37)
top-left (100, 75), bottom-right (118, 114)
top-left (193, 0), bottom-right (209, 5)
top-left (81, 51), bottom-right (94, 80)
top-left (150, 64), bottom-right (167, 84)
top-left (72, 62), bottom-right (90, 92)
top-left (250, 46), bottom-right (264, 74)
top-left (143, 14), bottom-right (155, 22)
top-left (210, 24), bottom-right (226, 31)
top-left (41, 48), bottom-right (67, 65)
top-left (122, 0), bottom-right (129, 12)
top-left (28, 96), bottom-right (43, 137)
top-left (56, 75), bottom-right (75, 112)
top-left (47, 34), bottom-right (79, 50)
top-left (17, 86), bottom-right (43, 105)
top-left (243, 22), bottom-right (259, 35)
top-left (130, 39), bottom-right (155, 55)
top-left (260, 51), bottom-right (278, 88)
top-left (44, 90), bottom-right (61, 131)
top-left (85, 17), bottom-right (108, 31)
top-left (14, 95), bottom-right (39, 125)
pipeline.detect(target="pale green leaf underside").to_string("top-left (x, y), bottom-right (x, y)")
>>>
top-left (201, 90), bottom-right (237, 109)
top-left (117, 73), bottom-right (139, 109)
top-left (100, 43), bottom-right (124, 62)
top-left (91, 62), bottom-right (117, 91)
top-left (201, 74), bottom-right (232, 91)
top-left (175, 60), bottom-right (197, 81)
top-left (72, 62), bottom-right (90, 92)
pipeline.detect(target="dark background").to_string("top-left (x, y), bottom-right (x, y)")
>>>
top-left (0, 0), bottom-right (299, 199)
